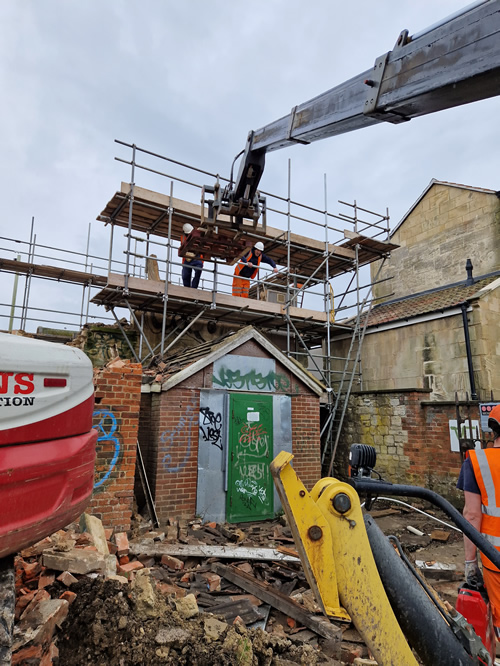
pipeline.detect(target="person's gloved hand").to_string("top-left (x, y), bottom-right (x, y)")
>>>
top-left (465, 559), bottom-right (484, 588)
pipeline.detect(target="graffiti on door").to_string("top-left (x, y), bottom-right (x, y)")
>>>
top-left (236, 422), bottom-right (269, 464)
top-left (227, 393), bottom-right (274, 522)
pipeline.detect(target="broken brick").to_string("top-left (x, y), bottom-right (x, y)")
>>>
top-left (117, 560), bottom-right (144, 577)
top-left (59, 590), bottom-right (77, 605)
top-left (42, 548), bottom-right (105, 575)
top-left (12, 644), bottom-right (43, 665)
top-left (160, 554), bottom-right (184, 571)
top-left (201, 573), bottom-right (221, 592)
top-left (20, 589), bottom-right (51, 621)
top-left (114, 532), bottom-right (130, 556)
top-left (56, 571), bottom-right (78, 587)
top-left (38, 571), bottom-right (56, 590)
top-left (40, 642), bottom-right (59, 666)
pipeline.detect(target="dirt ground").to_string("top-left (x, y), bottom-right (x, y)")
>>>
top-left (50, 499), bottom-right (467, 665)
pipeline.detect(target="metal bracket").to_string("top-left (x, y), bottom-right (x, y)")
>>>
top-left (287, 106), bottom-right (311, 145)
top-left (363, 51), bottom-right (411, 124)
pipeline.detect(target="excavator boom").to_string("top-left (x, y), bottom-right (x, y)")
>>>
top-left (225, 0), bottom-right (500, 223)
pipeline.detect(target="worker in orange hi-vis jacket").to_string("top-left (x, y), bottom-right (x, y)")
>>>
top-left (457, 404), bottom-right (500, 640)
top-left (232, 241), bottom-right (278, 298)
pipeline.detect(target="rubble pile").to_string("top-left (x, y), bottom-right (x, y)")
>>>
top-left (11, 504), bottom-right (460, 665)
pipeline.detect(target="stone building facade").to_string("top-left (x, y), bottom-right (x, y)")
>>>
top-left (330, 181), bottom-right (499, 499)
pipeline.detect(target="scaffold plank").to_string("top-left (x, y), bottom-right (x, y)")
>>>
top-left (0, 257), bottom-right (108, 286)
top-left (91, 273), bottom-right (329, 332)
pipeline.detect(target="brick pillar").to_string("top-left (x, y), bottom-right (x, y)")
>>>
top-left (89, 360), bottom-right (142, 532)
top-left (152, 387), bottom-right (200, 524)
top-left (291, 394), bottom-right (321, 490)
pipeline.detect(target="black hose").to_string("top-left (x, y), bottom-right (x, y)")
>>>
top-left (352, 479), bottom-right (500, 571)
top-left (365, 515), bottom-right (475, 665)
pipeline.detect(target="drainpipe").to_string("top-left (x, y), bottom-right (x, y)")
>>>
top-left (460, 301), bottom-right (478, 401)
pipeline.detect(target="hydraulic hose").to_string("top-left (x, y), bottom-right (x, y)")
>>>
top-left (365, 515), bottom-right (475, 666)
top-left (352, 479), bottom-right (500, 571)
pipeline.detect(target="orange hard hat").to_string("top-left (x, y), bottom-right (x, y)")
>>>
top-left (488, 404), bottom-right (500, 436)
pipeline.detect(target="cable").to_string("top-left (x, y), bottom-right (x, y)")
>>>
top-left (370, 496), bottom-right (462, 533)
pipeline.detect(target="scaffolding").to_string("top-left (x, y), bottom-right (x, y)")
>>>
top-left (0, 139), bottom-right (397, 470)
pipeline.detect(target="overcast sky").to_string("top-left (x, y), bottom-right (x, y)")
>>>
top-left (1, 1), bottom-right (498, 332)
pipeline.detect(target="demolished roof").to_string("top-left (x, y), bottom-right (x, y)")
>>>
top-left (144, 325), bottom-right (325, 396)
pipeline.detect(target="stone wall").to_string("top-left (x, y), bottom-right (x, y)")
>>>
top-left (372, 184), bottom-right (500, 302)
top-left (89, 360), bottom-right (142, 531)
top-left (340, 389), bottom-right (481, 505)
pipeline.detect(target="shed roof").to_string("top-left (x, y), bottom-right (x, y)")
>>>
top-left (144, 325), bottom-right (325, 396)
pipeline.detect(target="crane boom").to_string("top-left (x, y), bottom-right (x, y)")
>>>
top-left (214, 0), bottom-right (500, 225)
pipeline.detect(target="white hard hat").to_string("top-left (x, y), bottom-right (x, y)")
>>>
top-left (183, 223), bottom-right (194, 234)
top-left (254, 241), bottom-right (264, 252)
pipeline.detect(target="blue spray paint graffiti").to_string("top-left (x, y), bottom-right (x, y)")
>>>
top-left (93, 409), bottom-right (120, 489)
top-left (161, 403), bottom-right (196, 472)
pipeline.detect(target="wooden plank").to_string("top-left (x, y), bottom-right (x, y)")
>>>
top-left (205, 598), bottom-right (264, 625)
top-left (128, 541), bottom-right (301, 562)
top-left (0, 257), bottom-right (108, 286)
top-left (103, 273), bottom-right (327, 323)
top-left (212, 563), bottom-right (342, 642)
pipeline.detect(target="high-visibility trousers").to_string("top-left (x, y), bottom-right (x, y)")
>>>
top-left (232, 275), bottom-right (250, 298)
top-left (483, 567), bottom-right (500, 632)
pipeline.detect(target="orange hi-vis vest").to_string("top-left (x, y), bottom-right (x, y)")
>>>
top-left (234, 251), bottom-right (261, 279)
top-left (469, 448), bottom-right (500, 571)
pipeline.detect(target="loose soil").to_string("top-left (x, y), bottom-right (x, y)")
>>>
top-left (57, 578), bottom-right (337, 666)
top-left (54, 501), bottom-right (466, 665)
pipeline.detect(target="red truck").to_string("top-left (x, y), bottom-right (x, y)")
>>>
top-left (0, 332), bottom-right (97, 662)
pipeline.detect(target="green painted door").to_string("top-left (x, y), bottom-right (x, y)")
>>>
top-left (227, 393), bottom-right (274, 523)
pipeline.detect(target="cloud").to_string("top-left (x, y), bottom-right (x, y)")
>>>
top-left (0, 0), bottom-right (498, 331)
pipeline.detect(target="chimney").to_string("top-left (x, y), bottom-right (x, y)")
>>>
top-left (465, 258), bottom-right (474, 285)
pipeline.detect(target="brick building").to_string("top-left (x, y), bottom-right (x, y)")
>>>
top-left (139, 326), bottom-right (324, 524)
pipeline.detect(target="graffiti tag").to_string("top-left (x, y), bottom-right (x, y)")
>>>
top-left (93, 409), bottom-right (121, 490)
top-left (199, 406), bottom-right (222, 450)
top-left (161, 402), bottom-right (196, 472)
top-left (239, 462), bottom-right (268, 482)
top-left (235, 478), bottom-right (267, 505)
top-left (213, 368), bottom-right (291, 392)
top-left (237, 422), bottom-right (269, 463)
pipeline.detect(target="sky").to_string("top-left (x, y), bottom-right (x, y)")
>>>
top-left (0, 0), bottom-right (498, 333)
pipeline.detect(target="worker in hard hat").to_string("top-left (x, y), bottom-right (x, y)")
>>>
top-left (232, 241), bottom-right (278, 298)
top-left (179, 223), bottom-right (204, 289)
top-left (457, 404), bottom-right (500, 640)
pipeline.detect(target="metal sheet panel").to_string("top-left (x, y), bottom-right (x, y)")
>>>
top-left (273, 395), bottom-right (292, 513)
top-left (196, 390), bottom-right (227, 523)
top-left (212, 355), bottom-right (280, 392)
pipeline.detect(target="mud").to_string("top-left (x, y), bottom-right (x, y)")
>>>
top-left (57, 578), bottom-right (339, 666)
